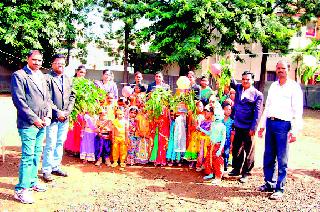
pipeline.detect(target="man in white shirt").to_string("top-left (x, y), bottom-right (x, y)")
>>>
top-left (258, 60), bottom-right (303, 200)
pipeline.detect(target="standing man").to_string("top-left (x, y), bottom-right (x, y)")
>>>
top-left (258, 60), bottom-right (303, 200)
top-left (146, 71), bottom-right (170, 93)
top-left (187, 71), bottom-right (201, 100)
top-left (42, 54), bottom-right (75, 182)
top-left (229, 71), bottom-right (263, 183)
top-left (11, 50), bottom-right (51, 204)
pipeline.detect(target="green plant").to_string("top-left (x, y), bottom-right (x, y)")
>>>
top-left (169, 90), bottom-right (196, 114)
top-left (145, 88), bottom-right (172, 119)
top-left (70, 77), bottom-right (107, 125)
top-left (311, 103), bottom-right (320, 110)
top-left (213, 58), bottom-right (233, 99)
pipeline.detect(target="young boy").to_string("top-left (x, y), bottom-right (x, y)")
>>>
top-left (222, 103), bottom-right (234, 172)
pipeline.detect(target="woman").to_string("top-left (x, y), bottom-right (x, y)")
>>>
top-left (64, 65), bottom-right (87, 156)
top-left (94, 70), bottom-right (118, 100)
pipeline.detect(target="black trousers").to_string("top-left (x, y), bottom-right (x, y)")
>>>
top-left (232, 127), bottom-right (255, 175)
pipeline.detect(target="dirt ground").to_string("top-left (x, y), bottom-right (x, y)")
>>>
top-left (0, 96), bottom-right (319, 211)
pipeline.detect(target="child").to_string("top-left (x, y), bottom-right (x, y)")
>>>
top-left (185, 101), bottom-right (205, 168)
top-left (135, 100), bottom-right (152, 164)
top-left (126, 106), bottom-right (139, 165)
top-left (196, 105), bottom-right (213, 172)
top-left (200, 76), bottom-right (214, 106)
top-left (166, 110), bottom-right (176, 166)
top-left (80, 113), bottom-right (97, 163)
top-left (111, 109), bottom-right (129, 168)
top-left (95, 110), bottom-right (112, 166)
top-left (173, 108), bottom-right (187, 166)
top-left (199, 106), bottom-right (226, 185)
top-left (150, 107), bottom-right (170, 166)
top-left (222, 103), bottom-right (234, 172)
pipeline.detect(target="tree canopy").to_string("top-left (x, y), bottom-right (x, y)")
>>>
top-left (0, 0), bottom-right (95, 69)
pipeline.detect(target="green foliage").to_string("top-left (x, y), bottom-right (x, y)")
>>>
top-left (170, 90), bottom-right (196, 114)
top-left (145, 88), bottom-right (172, 119)
top-left (293, 39), bottom-right (320, 85)
top-left (0, 0), bottom-right (96, 69)
top-left (214, 58), bottom-right (233, 99)
top-left (70, 77), bottom-right (106, 124)
top-left (311, 103), bottom-right (320, 110)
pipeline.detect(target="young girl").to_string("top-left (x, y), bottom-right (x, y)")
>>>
top-left (135, 100), bottom-right (152, 164)
top-left (222, 103), bottom-right (234, 171)
top-left (172, 108), bottom-right (187, 166)
top-left (166, 110), bottom-right (176, 166)
top-left (80, 112), bottom-right (97, 163)
top-left (111, 109), bottom-right (129, 168)
top-left (126, 106), bottom-right (139, 165)
top-left (199, 106), bottom-right (226, 185)
top-left (95, 110), bottom-right (112, 166)
top-left (184, 101), bottom-right (205, 168)
top-left (150, 107), bottom-right (170, 166)
top-left (196, 105), bottom-right (213, 172)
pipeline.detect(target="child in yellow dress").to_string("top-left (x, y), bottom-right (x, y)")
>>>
top-left (111, 109), bottom-right (129, 168)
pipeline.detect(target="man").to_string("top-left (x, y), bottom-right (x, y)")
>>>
top-left (146, 71), bottom-right (170, 93)
top-left (187, 71), bottom-right (201, 100)
top-left (42, 54), bottom-right (75, 182)
top-left (130, 71), bottom-right (147, 93)
top-left (11, 50), bottom-right (51, 204)
top-left (258, 60), bottom-right (303, 200)
top-left (229, 71), bottom-right (263, 183)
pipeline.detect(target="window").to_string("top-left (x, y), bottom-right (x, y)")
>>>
top-left (267, 71), bottom-right (277, 81)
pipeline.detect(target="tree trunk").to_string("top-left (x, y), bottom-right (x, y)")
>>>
top-left (259, 46), bottom-right (268, 92)
top-left (123, 26), bottom-right (129, 84)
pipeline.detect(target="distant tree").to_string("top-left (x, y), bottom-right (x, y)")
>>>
top-left (0, 0), bottom-right (96, 69)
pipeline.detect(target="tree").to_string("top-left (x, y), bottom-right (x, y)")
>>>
top-left (0, 0), bottom-right (96, 69)
top-left (101, 0), bottom-right (148, 82)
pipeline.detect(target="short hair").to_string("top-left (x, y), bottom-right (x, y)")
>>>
top-left (102, 69), bottom-right (112, 75)
top-left (27, 50), bottom-right (42, 58)
top-left (134, 71), bottom-right (142, 76)
top-left (242, 70), bottom-right (254, 80)
top-left (155, 71), bottom-right (163, 76)
top-left (277, 60), bottom-right (290, 70)
top-left (51, 54), bottom-right (65, 63)
top-left (222, 102), bottom-right (231, 109)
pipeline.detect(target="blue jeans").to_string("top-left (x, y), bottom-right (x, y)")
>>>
top-left (16, 126), bottom-right (45, 191)
top-left (263, 118), bottom-right (291, 192)
top-left (42, 121), bottom-right (69, 174)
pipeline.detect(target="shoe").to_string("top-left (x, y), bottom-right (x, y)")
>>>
top-left (269, 191), bottom-right (284, 200)
top-left (257, 184), bottom-right (274, 192)
top-left (43, 173), bottom-right (53, 183)
top-left (14, 189), bottom-right (34, 204)
top-left (51, 170), bottom-right (68, 177)
top-left (31, 184), bottom-right (47, 192)
top-left (203, 174), bottom-right (214, 180)
top-left (111, 162), bottom-right (118, 168)
top-left (228, 169), bottom-right (240, 176)
top-left (95, 158), bottom-right (102, 166)
top-left (211, 179), bottom-right (221, 186)
top-left (168, 162), bottom-right (173, 167)
top-left (105, 158), bottom-right (111, 167)
top-left (120, 163), bottom-right (126, 168)
top-left (239, 175), bottom-right (248, 183)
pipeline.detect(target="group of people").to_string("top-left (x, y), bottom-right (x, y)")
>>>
top-left (11, 49), bottom-right (303, 204)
